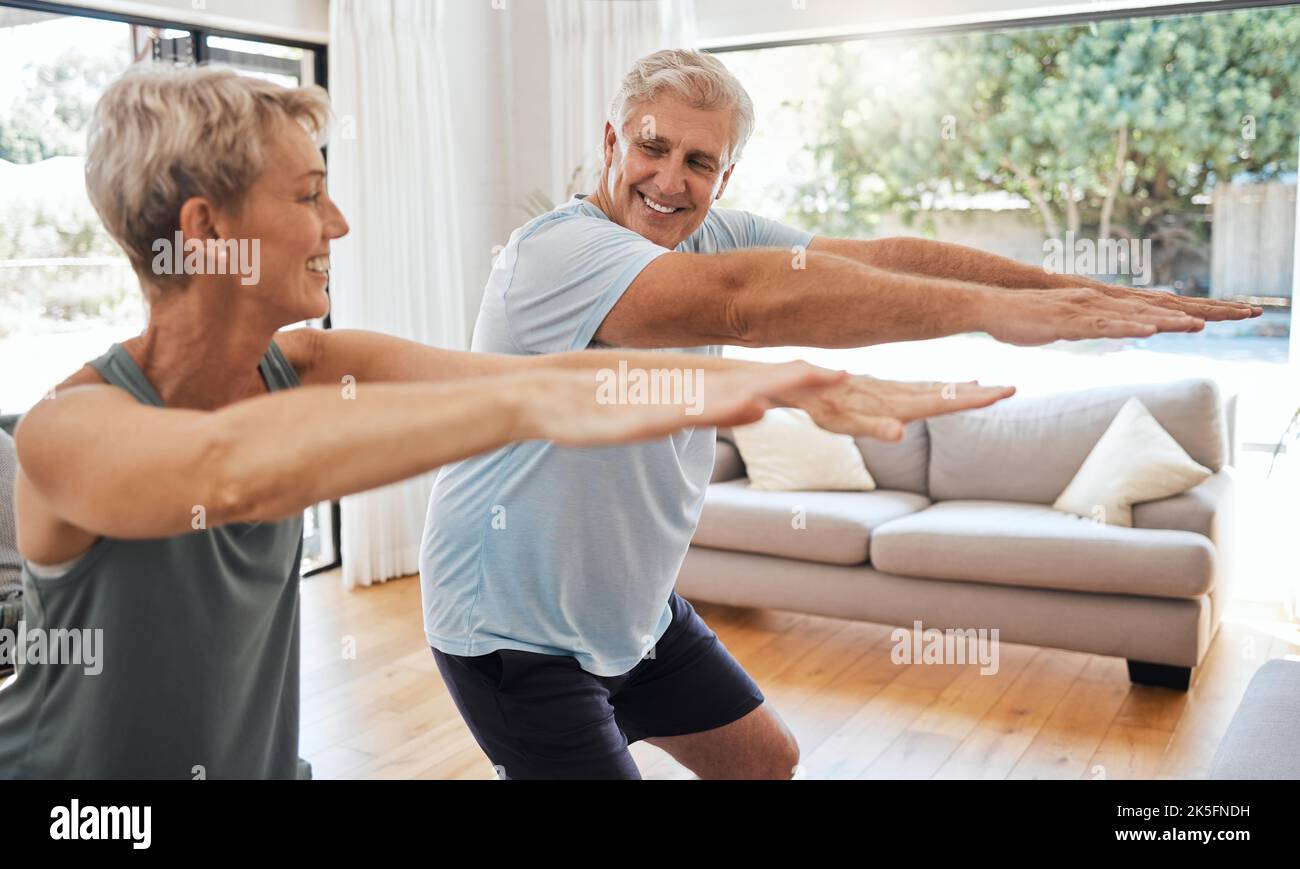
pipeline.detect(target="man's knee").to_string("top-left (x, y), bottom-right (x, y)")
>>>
top-left (776, 730), bottom-right (801, 779)
top-left (748, 724), bottom-right (800, 779)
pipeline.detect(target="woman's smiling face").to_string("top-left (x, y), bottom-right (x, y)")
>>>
top-left (206, 116), bottom-right (350, 324)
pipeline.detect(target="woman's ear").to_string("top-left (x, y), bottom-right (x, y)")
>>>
top-left (174, 196), bottom-right (236, 277)
top-left (177, 196), bottom-right (219, 242)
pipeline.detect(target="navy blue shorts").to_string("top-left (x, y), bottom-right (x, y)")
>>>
top-left (431, 591), bottom-right (765, 780)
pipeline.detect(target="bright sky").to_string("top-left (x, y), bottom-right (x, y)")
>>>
top-left (0, 15), bottom-right (133, 110)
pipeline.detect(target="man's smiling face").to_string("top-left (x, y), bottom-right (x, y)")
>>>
top-left (594, 94), bottom-right (736, 249)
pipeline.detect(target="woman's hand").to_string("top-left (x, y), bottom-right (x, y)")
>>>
top-left (519, 362), bottom-right (848, 446)
top-left (786, 375), bottom-right (1017, 441)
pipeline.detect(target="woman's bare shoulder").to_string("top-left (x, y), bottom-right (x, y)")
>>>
top-left (50, 363), bottom-right (109, 396)
top-left (13, 362), bottom-right (110, 563)
top-left (21, 360), bottom-right (132, 435)
top-left (271, 327), bottom-right (320, 382)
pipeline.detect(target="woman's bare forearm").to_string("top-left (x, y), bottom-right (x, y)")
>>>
top-left (527, 348), bottom-right (751, 376)
top-left (212, 377), bottom-right (536, 525)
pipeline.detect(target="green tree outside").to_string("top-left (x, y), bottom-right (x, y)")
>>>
top-left (784, 8), bottom-right (1300, 286)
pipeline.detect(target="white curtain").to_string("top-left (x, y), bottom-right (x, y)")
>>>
top-left (546, 0), bottom-right (698, 204)
top-left (328, 0), bottom-right (468, 589)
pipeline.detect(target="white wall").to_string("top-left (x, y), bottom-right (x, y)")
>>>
top-left (58, 0), bottom-right (329, 43)
top-left (694, 0), bottom-right (1235, 47)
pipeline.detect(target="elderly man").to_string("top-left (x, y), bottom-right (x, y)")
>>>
top-left (419, 49), bottom-right (1259, 781)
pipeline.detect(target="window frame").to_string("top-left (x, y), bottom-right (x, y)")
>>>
top-left (699, 0), bottom-right (1300, 53)
top-left (0, 0), bottom-right (340, 577)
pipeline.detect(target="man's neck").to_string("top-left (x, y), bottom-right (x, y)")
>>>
top-left (587, 182), bottom-right (614, 221)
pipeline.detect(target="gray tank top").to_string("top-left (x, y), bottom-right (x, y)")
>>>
top-left (0, 340), bottom-right (305, 779)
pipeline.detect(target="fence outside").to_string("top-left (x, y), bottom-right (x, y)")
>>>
top-left (1211, 182), bottom-right (1297, 299)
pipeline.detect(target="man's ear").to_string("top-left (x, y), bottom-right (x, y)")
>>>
top-left (602, 122), bottom-right (618, 168)
top-left (714, 164), bottom-right (736, 202)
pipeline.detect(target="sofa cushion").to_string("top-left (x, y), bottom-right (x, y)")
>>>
top-left (926, 378), bottom-right (1227, 504)
top-left (719, 421), bottom-right (931, 494)
top-left (732, 408), bottom-right (877, 491)
top-left (693, 480), bottom-right (931, 566)
top-left (1131, 470), bottom-right (1234, 539)
top-left (869, 500), bottom-right (1215, 599)
top-left (855, 420), bottom-right (929, 495)
top-left (1053, 397), bottom-right (1214, 527)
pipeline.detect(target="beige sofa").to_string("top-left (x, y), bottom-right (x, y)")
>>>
top-left (679, 378), bottom-right (1237, 690)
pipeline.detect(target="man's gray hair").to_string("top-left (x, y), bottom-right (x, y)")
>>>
top-left (607, 49), bottom-right (755, 165)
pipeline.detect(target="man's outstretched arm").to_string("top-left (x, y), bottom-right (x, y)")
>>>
top-left (812, 235), bottom-right (1100, 290)
top-left (594, 247), bottom-right (1214, 351)
top-left (809, 235), bottom-right (1263, 320)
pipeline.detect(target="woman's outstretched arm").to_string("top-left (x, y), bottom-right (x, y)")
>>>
top-left (15, 363), bottom-right (839, 542)
top-left (290, 327), bottom-right (1016, 442)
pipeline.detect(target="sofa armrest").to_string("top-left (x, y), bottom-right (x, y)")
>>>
top-left (1131, 467), bottom-right (1235, 540)
top-left (711, 438), bottom-right (745, 483)
top-left (1224, 392), bottom-right (1238, 468)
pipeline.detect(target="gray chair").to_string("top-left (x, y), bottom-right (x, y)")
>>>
top-left (1208, 658), bottom-right (1300, 779)
top-left (0, 423), bottom-right (21, 676)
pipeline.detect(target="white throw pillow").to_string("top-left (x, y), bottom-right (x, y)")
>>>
top-left (731, 408), bottom-right (877, 492)
top-left (1053, 397), bottom-right (1213, 527)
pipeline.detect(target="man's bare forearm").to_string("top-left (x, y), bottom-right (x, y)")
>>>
top-left (725, 249), bottom-right (991, 348)
top-left (812, 235), bottom-right (1106, 291)
top-left (595, 230), bottom-right (1254, 353)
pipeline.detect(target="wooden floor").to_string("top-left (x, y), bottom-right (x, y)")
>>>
top-left (299, 572), bottom-right (1300, 780)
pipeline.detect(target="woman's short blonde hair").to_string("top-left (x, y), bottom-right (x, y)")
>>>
top-left (85, 64), bottom-right (331, 289)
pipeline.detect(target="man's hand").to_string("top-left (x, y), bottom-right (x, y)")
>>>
top-left (781, 375), bottom-right (1016, 441)
top-left (972, 285), bottom-right (1238, 347)
top-left (520, 363), bottom-right (847, 447)
top-left (1083, 282), bottom-right (1262, 321)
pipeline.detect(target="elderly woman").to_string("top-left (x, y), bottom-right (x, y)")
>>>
top-left (0, 65), bottom-right (1012, 779)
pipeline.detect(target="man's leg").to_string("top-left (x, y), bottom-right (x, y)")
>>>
top-left (431, 646), bottom-right (642, 780)
top-left (644, 702), bottom-right (800, 780)
top-left (613, 592), bottom-right (800, 780)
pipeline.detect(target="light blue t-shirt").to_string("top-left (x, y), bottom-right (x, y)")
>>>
top-left (418, 195), bottom-right (813, 676)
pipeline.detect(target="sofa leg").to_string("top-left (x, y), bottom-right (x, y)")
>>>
top-left (1126, 660), bottom-right (1192, 691)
